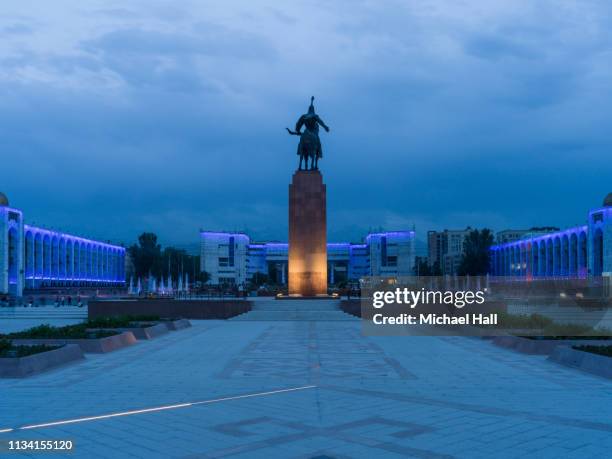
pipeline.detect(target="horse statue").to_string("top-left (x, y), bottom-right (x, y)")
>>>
top-left (286, 97), bottom-right (330, 170)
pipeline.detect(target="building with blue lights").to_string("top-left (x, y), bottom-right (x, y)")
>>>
top-left (200, 230), bottom-right (416, 285)
top-left (489, 194), bottom-right (612, 278)
top-left (0, 192), bottom-right (126, 298)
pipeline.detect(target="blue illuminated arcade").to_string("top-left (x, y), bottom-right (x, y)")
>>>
top-left (490, 193), bottom-right (612, 279)
top-left (0, 192), bottom-right (126, 297)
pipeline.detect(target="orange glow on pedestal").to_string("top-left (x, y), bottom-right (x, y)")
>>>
top-left (288, 170), bottom-right (327, 296)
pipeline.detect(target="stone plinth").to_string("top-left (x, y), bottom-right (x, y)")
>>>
top-left (288, 170), bottom-right (327, 296)
top-left (88, 300), bottom-right (252, 320)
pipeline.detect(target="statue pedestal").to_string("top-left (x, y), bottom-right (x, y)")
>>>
top-left (288, 170), bottom-right (327, 296)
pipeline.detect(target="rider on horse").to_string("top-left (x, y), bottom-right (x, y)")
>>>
top-left (286, 97), bottom-right (330, 170)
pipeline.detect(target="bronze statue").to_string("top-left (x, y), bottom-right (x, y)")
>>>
top-left (286, 97), bottom-right (330, 170)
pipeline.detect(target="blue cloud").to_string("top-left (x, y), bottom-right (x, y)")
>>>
top-left (464, 34), bottom-right (540, 61)
top-left (0, 1), bottom-right (610, 248)
top-left (0, 23), bottom-right (33, 36)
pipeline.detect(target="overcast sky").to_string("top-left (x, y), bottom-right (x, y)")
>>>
top-left (1, 0), bottom-right (611, 250)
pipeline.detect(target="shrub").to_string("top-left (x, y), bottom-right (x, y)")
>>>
top-left (543, 323), bottom-right (597, 337)
top-left (0, 338), bottom-right (11, 352)
top-left (7, 324), bottom-right (117, 339)
top-left (86, 315), bottom-right (161, 328)
top-left (496, 312), bottom-right (553, 329)
top-left (12, 344), bottom-right (61, 357)
top-left (0, 339), bottom-right (60, 358)
top-left (574, 345), bottom-right (612, 358)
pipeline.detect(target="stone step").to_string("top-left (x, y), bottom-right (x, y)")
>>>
top-left (250, 300), bottom-right (343, 311)
top-left (231, 310), bottom-right (357, 321)
top-left (233, 299), bottom-right (357, 320)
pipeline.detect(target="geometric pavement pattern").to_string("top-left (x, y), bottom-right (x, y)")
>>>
top-left (1, 299), bottom-right (612, 458)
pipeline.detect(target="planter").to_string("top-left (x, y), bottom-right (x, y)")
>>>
top-left (123, 323), bottom-right (168, 340)
top-left (11, 331), bottom-right (137, 353)
top-left (548, 346), bottom-right (612, 380)
top-left (0, 344), bottom-right (84, 378)
top-left (493, 336), bottom-right (563, 355)
top-left (90, 323), bottom-right (169, 340)
top-left (493, 335), bottom-right (611, 355)
top-left (164, 319), bottom-right (191, 331)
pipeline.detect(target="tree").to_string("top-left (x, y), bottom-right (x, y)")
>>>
top-left (251, 272), bottom-right (269, 287)
top-left (128, 232), bottom-right (206, 284)
top-left (458, 229), bottom-right (494, 275)
top-left (129, 233), bottom-right (162, 278)
top-left (413, 258), bottom-right (441, 276)
top-left (268, 264), bottom-right (279, 285)
top-left (161, 247), bottom-right (196, 280)
top-left (414, 258), bottom-right (431, 276)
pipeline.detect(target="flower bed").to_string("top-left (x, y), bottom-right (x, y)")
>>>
top-left (0, 338), bottom-right (59, 358)
top-left (85, 315), bottom-right (190, 338)
top-left (0, 341), bottom-right (84, 378)
top-left (5, 324), bottom-right (118, 340)
top-left (492, 335), bottom-right (611, 355)
top-left (548, 345), bottom-right (612, 380)
top-left (98, 323), bottom-right (169, 340)
top-left (573, 345), bottom-right (612, 358)
top-left (86, 315), bottom-right (162, 329)
top-left (3, 324), bottom-right (136, 354)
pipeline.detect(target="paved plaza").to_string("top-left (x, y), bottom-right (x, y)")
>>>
top-left (1, 300), bottom-right (612, 458)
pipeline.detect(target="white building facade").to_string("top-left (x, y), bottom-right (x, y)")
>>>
top-left (200, 232), bottom-right (250, 285)
top-left (200, 230), bottom-right (416, 285)
top-left (366, 232), bottom-right (415, 277)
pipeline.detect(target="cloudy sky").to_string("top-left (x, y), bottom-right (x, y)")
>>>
top-left (1, 0), bottom-right (611, 250)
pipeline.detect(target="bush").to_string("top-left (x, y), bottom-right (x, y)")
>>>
top-left (0, 338), bottom-right (11, 352)
top-left (0, 337), bottom-right (60, 358)
top-left (497, 312), bottom-right (553, 329)
top-left (542, 323), bottom-right (598, 337)
top-left (495, 313), bottom-right (610, 338)
top-left (6, 324), bottom-right (117, 339)
top-left (86, 315), bottom-right (161, 329)
top-left (574, 345), bottom-right (612, 358)
top-left (11, 344), bottom-right (61, 357)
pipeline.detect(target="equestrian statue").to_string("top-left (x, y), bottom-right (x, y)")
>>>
top-left (286, 97), bottom-right (330, 170)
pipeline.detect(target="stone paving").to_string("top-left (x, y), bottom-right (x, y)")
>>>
top-left (1, 300), bottom-right (611, 458)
